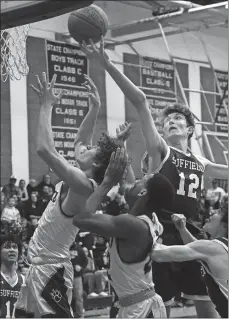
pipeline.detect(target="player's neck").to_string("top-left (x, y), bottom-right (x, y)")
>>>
top-left (167, 138), bottom-right (188, 153)
top-left (1, 263), bottom-right (16, 277)
top-left (210, 230), bottom-right (227, 239)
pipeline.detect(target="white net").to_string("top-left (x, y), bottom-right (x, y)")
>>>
top-left (1, 24), bottom-right (30, 82)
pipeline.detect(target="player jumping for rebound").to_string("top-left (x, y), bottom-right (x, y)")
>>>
top-left (15, 73), bottom-right (123, 318)
top-left (80, 37), bottom-right (228, 318)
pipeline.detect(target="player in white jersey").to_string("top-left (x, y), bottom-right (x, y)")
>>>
top-left (73, 153), bottom-right (175, 318)
top-left (151, 196), bottom-right (228, 318)
top-left (15, 73), bottom-right (124, 318)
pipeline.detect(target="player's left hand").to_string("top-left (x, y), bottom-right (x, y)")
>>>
top-left (116, 122), bottom-right (132, 144)
top-left (103, 147), bottom-right (128, 186)
top-left (30, 73), bottom-right (63, 107)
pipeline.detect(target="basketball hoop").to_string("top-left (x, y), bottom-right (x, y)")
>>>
top-left (1, 24), bottom-right (30, 82)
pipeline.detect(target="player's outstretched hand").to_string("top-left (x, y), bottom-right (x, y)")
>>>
top-left (80, 36), bottom-right (110, 67)
top-left (30, 73), bottom-right (63, 107)
top-left (82, 74), bottom-right (101, 108)
top-left (171, 214), bottom-right (186, 231)
top-left (103, 148), bottom-right (128, 187)
top-left (116, 122), bottom-right (132, 144)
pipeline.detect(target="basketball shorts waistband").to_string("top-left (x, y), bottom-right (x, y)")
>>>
top-left (119, 286), bottom-right (156, 307)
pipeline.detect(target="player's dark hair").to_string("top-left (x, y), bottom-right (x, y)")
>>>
top-left (145, 173), bottom-right (175, 213)
top-left (161, 103), bottom-right (195, 139)
top-left (0, 233), bottom-right (22, 256)
top-left (93, 133), bottom-right (121, 185)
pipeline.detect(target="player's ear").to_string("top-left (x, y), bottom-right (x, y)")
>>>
top-left (187, 126), bottom-right (194, 136)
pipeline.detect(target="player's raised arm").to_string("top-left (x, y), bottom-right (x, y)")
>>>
top-left (31, 72), bottom-right (93, 196)
top-left (81, 37), bottom-right (168, 161)
top-left (115, 122), bottom-right (135, 186)
top-left (74, 75), bottom-right (101, 159)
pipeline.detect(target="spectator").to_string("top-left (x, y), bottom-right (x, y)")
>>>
top-left (70, 242), bottom-right (88, 318)
top-left (38, 185), bottom-right (50, 212)
top-left (47, 186), bottom-right (54, 200)
top-left (77, 231), bottom-right (95, 251)
top-left (206, 179), bottom-right (226, 209)
top-left (1, 191), bottom-right (6, 212)
top-left (1, 196), bottom-right (21, 223)
top-left (37, 174), bottom-right (55, 194)
top-left (24, 192), bottom-right (42, 223)
top-left (2, 175), bottom-right (20, 200)
top-left (18, 179), bottom-right (29, 202)
top-left (24, 193), bottom-right (42, 239)
top-left (82, 247), bottom-right (108, 298)
top-left (26, 179), bottom-right (38, 199)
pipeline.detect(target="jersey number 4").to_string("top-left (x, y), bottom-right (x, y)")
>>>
top-left (177, 172), bottom-right (200, 199)
top-left (5, 300), bottom-right (16, 318)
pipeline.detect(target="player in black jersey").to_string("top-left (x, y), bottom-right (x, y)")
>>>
top-left (152, 196), bottom-right (228, 318)
top-left (0, 234), bottom-right (24, 319)
top-left (80, 37), bottom-right (228, 318)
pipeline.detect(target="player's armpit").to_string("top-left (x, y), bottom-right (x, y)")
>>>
top-left (38, 149), bottom-right (92, 196)
top-left (73, 213), bottom-right (149, 241)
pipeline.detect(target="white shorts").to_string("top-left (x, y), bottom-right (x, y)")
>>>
top-left (117, 293), bottom-right (166, 318)
top-left (15, 260), bottom-right (74, 318)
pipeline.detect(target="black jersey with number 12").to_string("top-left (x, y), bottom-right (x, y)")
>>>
top-left (158, 146), bottom-right (205, 232)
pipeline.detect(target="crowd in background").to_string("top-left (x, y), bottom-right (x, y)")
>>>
top-left (0, 174), bottom-right (228, 316)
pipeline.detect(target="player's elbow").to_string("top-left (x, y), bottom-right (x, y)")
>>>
top-left (134, 91), bottom-right (147, 104)
top-left (37, 146), bottom-right (47, 157)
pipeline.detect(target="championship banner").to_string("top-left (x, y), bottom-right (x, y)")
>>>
top-left (46, 40), bottom-right (89, 166)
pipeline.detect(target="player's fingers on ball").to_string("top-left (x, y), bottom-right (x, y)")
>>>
top-left (89, 38), bottom-right (97, 51)
top-left (100, 36), bottom-right (104, 52)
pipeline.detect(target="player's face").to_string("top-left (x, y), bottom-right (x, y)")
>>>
top-left (76, 145), bottom-right (98, 170)
top-left (163, 112), bottom-right (192, 142)
top-left (1, 241), bottom-right (18, 263)
top-left (203, 211), bottom-right (223, 235)
top-left (124, 177), bottom-right (147, 209)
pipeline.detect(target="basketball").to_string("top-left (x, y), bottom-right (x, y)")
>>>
top-left (68, 4), bottom-right (109, 44)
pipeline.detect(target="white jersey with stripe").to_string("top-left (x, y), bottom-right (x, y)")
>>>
top-left (28, 181), bottom-right (79, 260)
top-left (201, 237), bottom-right (228, 299)
top-left (107, 215), bottom-right (155, 299)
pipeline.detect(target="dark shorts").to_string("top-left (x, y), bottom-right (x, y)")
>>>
top-left (153, 231), bottom-right (210, 303)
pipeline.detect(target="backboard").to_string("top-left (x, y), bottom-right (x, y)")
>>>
top-left (1, 0), bottom-right (94, 29)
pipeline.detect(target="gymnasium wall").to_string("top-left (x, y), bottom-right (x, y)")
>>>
top-left (0, 2), bottom-right (228, 186)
